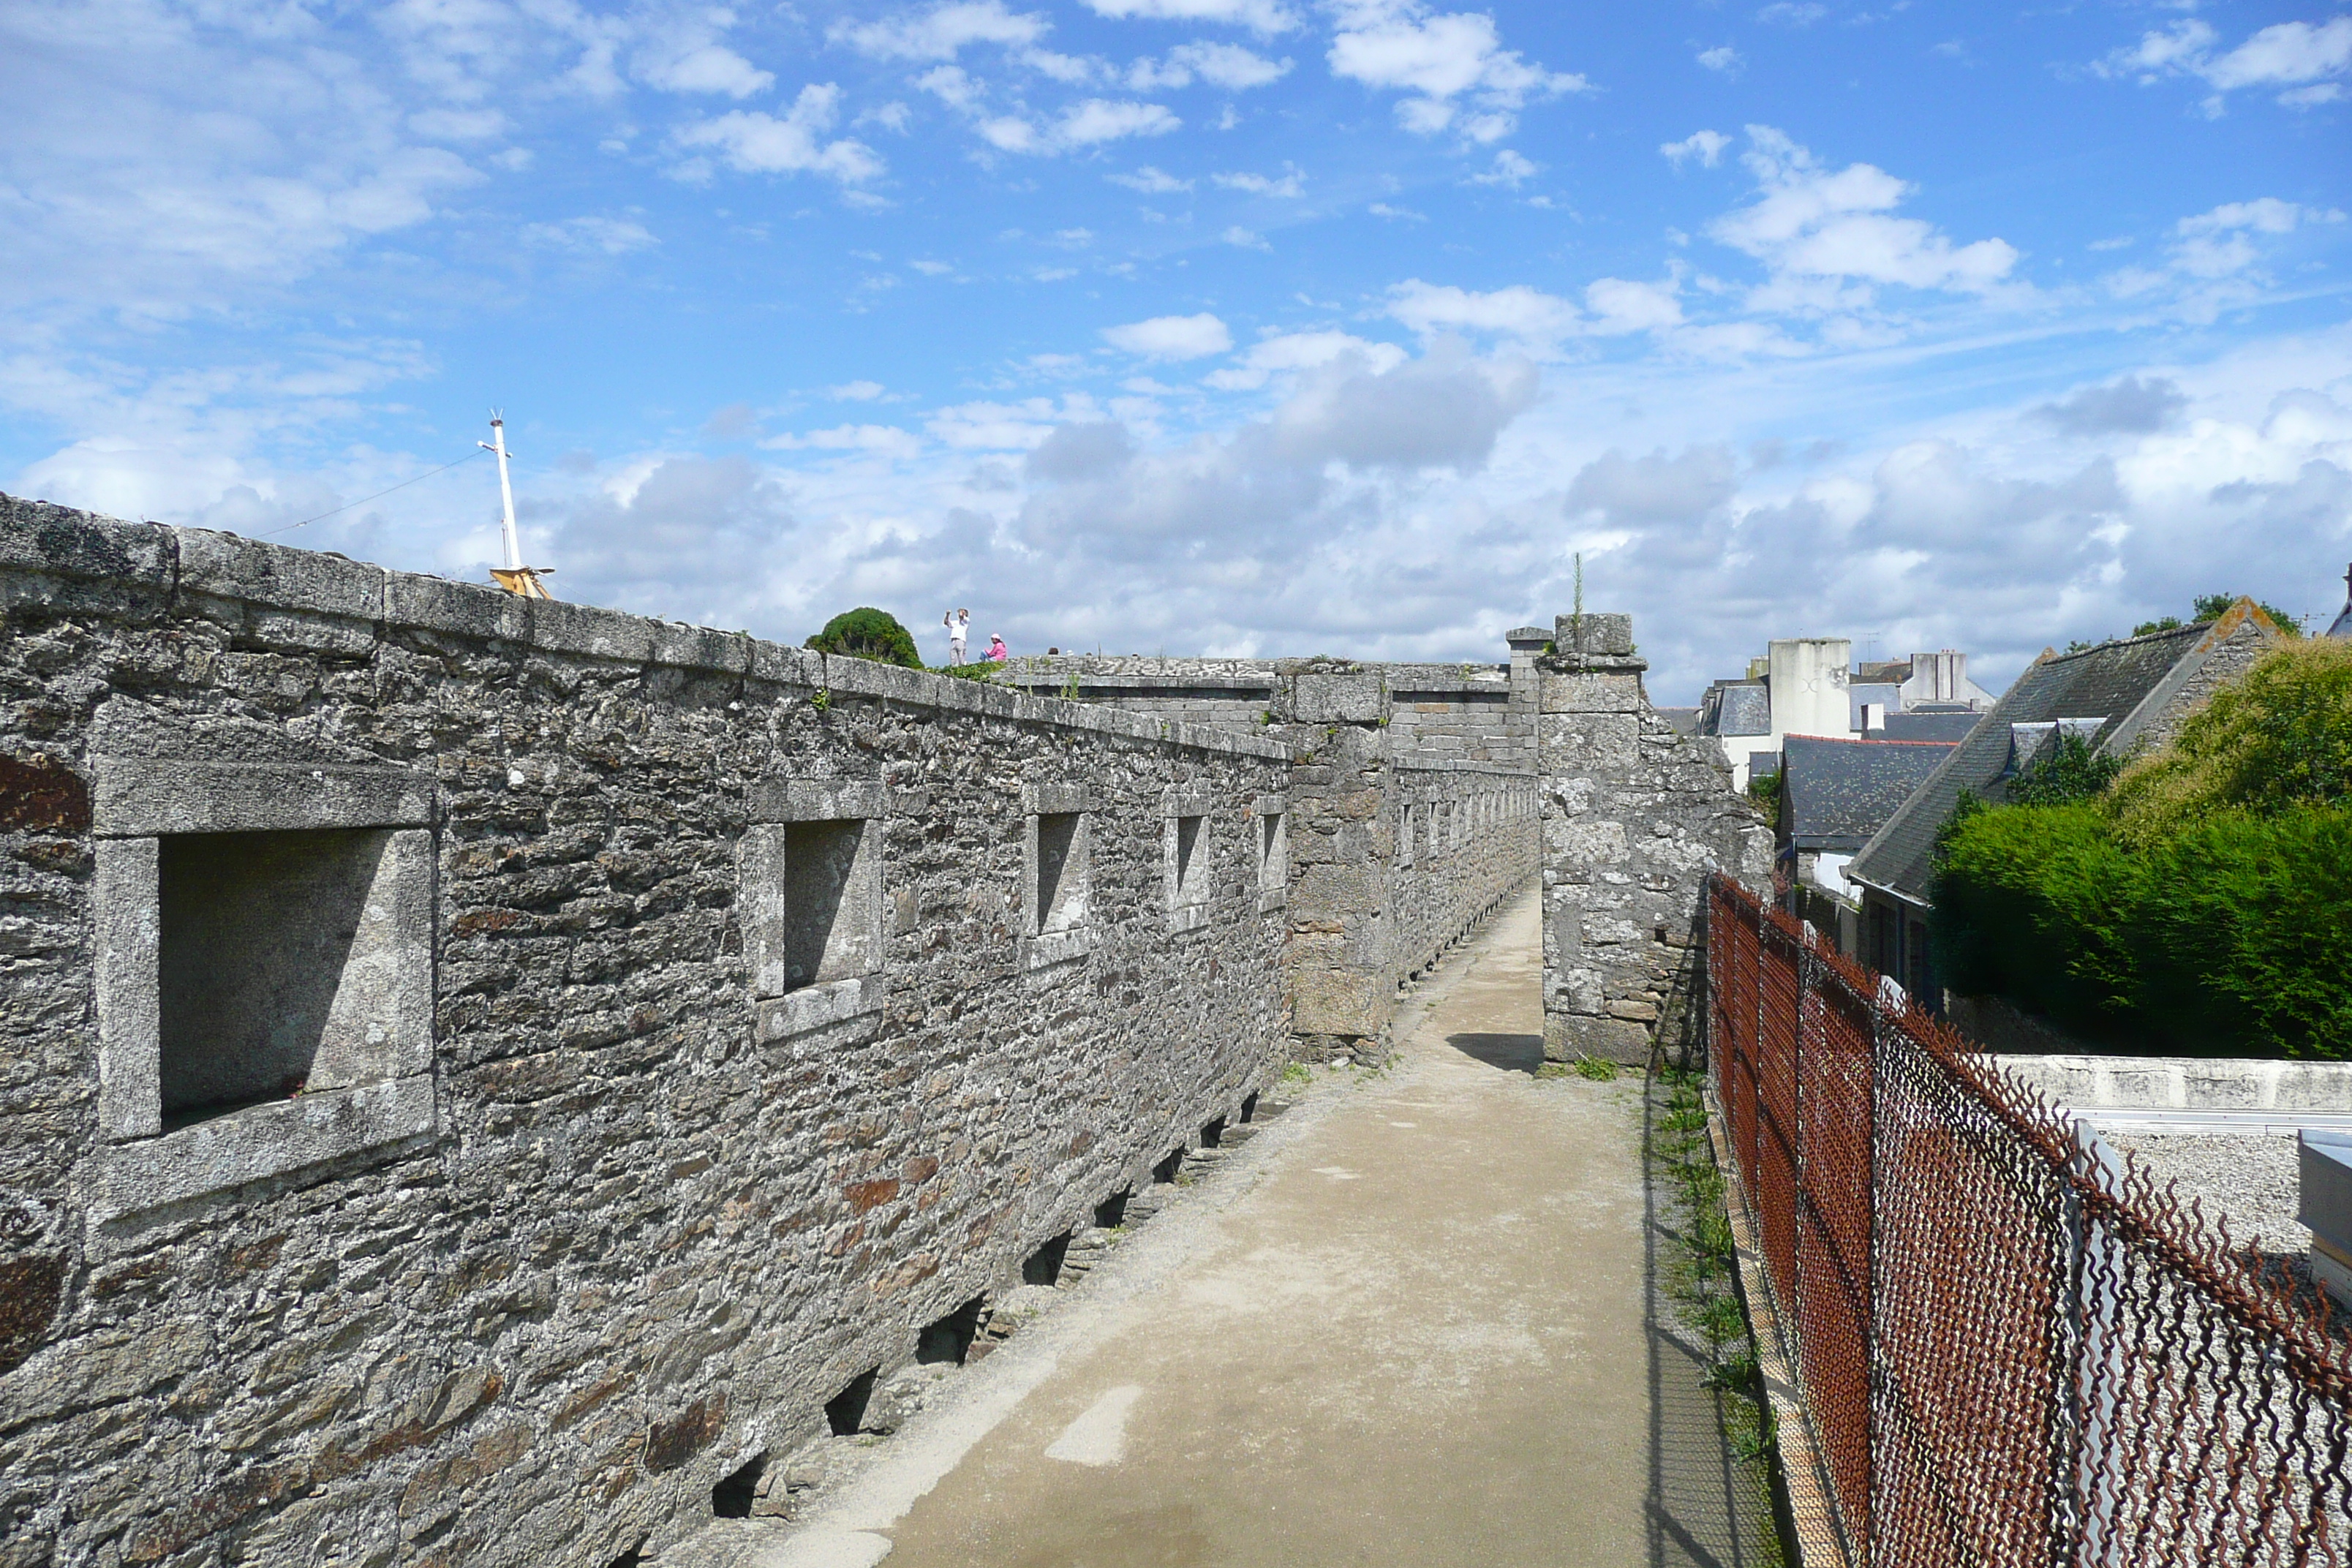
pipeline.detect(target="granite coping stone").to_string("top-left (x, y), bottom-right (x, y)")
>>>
top-left (1, 494), bottom-right (1285, 763)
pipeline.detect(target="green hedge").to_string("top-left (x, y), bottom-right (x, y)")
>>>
top-left (1933, 801), bottom-right (2352, 1060)
top-left (1931, 639), bottom-right (2352, 1060)
top-left (804, 606), bottom-right (921, 668)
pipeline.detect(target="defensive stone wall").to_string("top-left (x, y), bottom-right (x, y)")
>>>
top-left (997, 639), bottom-right (1546, 771)
top-left (1537, 613), bottom-right (1774, 1066)
top-left (0, 497), bottom-right (1296, 1566)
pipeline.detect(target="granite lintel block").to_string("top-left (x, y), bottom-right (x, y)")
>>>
top-left (94, 759), bottom-right (434, 837)
top-left (90, 1075), bottom-right (439, 1224)
top-left (751, 777), bottom-right (890, 823)
top-left (747, 640), bottom-right (826, 689)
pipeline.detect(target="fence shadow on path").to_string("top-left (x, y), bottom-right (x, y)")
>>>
top-left (1441, 1031), bottom-right (1544, 1075)
top-left (1644, 1069), bottom-right (1788, 1568)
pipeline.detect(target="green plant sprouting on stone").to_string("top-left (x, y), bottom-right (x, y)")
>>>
top-left (810, 687), bottom-right (831, 713)
top-left (1278, 1060), bottom-right (1313, 1088)
top-left (1575, 1054), bottom-right (1618, 1082)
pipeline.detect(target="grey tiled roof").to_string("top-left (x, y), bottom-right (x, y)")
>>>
top-left (1715, 682), bottom-right (1771, 736)
top-left (1847, 622), bottom-right (2222, 904)
top-left (1878, 711), bottom-right (1982, 742)
top-left (1781, 735), bottom-right (1956, 853)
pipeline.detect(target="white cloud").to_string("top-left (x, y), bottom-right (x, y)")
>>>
top-left (1711, 126), bottom-right (2016, 298)
top-left (1203, 329), bottom-right (1409, 389)
top-left (2167, 197), bottom-right (2344, 279)
top-left (832, 1), bottom-right (1048, 61)
top-left (1131, 40), bottom-right (1293, 89)
top-left (1696, 46), bottom-right (1742, 75)
top-left (673, 86), bottom-right (886, 183)
top-left (1079, 0), bottom-right (1297, 37)
top-left (2097, 16), bottom-right (2352, 109)
top-left (1213, 165), bottom-right (1304, 196)
top-left (1754, 3), bottom-right (1825, 25)
top-left (1222, 225), bottom-right (1270, 248)
top-left (761, 423), bottom-right (924, 457)
top-left (1110, 165), bottom-right (1194, 191)
top-left (1585, 277), bottom-right (1683, 334)
top-left (409, 107), bottom-right (510, 142)
top-left (1469, 149), bottom-right (1538, 186)
top-left (831, 380), bottom-right (889, 400)
top-left (638, 42), bottom-right (773, 98)
top-left (1328, 2), bottom-right (1591, 141)
top-left (1060, 98), bottom-right (1183, 144)
top-left (1662, 130), bottom-right (1730, 169)
top-left (521, 216), bottom-right (659, 254)
top-left (1103, 312), bottom-right (1234, 358)
top-left (1387, 279), bottom-right (1582, 345)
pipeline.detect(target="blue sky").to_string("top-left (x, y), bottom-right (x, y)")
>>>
top-left (4, 0), bottom-right (2348, 698)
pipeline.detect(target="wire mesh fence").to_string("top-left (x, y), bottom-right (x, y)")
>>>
top-left (1705, 872), bottom-right (2352, 1567)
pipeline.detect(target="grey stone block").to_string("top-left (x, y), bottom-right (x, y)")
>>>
top-left (383, 568), bottom-right (534, 644)
top-left (1291, 672), bottom-right (1387, 724)
top-left (1553, 612), bottom-right (1633, 657)
top-left (177, 528), bottom-right (386, 626)
top-left (750, 779), bottom-right (891, 823)
top-left (90, 1075), bottom-right (438, 1223)
top-left (94, 837), bottom-right (161, 1140)
top-left (94, 760), bottom-right (432, 837)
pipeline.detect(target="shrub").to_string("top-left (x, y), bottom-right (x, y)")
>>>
top-left (804, 607), bottom-right (921, 668)
top-left (1932, 642), bottom-right (2352, 1059)
top-left (2108, 637), bottom-right (2352, 843)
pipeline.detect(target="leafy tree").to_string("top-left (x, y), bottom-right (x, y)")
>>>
top-left (2108, 637), bottom-right (2352, 843)
top-left (804, 607), bottom-right (921, 668)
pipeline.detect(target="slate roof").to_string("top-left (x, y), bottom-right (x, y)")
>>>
top-left (1847, 619), bottom-right (2241, 905)
top-left (1780, 734), bottom-right (1957, 853)
top-left (1713, 682), bottom-right (1771, 736)
top-left (1877, 711), bottom-right (1982, 742)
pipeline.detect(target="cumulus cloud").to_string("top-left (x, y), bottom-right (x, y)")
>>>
top-left (2097, 17), bottom-right (2352, 110)
top-left (672, 86), bottom-right (886, 183)
top-left (1109, 165), bottom-right (1194, 191)
top-left (2034, 375), bottom-right (2189, 437)
top-left (1387, 279), bottom-right (1582, 345)
top-left (1131, 41), bottom-right (1292, 89)
top-left (1469, 149), bottom-right (1538, 186)
top-left (1103, 312), bottom-right (1234, 358)
top-left (1079, 0), bottom-right (1297, 36)
top-left (520, 216), bottom-right (660, 254)
top-left (1662, 129), bottom-right (1730, 168)
top-left (1213, 165), bottom-right (1304, 196)
top-left (1203, 328), bottom-right (1409, 389)
top-left (1327, 1), bottom-right (1590, 142)
top-left (2169, 197), bottom-right (2341, 279)
top-left (831, 1), bottom-right (1049, 61)
top-left (982, 98), bottom-right (1181, 152)
top-left (1711, 126), bottom-right (2017, 301)
top-left (1696, 46), bottom-right (1742, 76)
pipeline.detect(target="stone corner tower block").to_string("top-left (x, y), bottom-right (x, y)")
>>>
top-left (1537, 611), bottom-right (1772, 1065)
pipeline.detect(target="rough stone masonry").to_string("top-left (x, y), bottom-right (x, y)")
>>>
top-left (0, 492), bottom-right (1756, 1565)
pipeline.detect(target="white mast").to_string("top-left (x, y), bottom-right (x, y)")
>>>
top-left (480, 412), bottom-right (553, 598)
top-left (486, 414), bottom-right (521, 570)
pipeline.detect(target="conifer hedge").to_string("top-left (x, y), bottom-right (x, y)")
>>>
top-left (1931, 640), bottom-right (2352, 1060)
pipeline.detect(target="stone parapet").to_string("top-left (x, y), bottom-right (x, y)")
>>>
top-left (0, 494), bottom-right (1292, 1567)
top-left (1537, 610), bottom-right (1772, 1065)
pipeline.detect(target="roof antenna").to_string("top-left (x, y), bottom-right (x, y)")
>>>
top-left (480, 412), bottom-right (554, 599)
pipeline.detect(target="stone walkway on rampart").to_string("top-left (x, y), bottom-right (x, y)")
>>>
top-left (668, 885), bottom-right (1778, 1568)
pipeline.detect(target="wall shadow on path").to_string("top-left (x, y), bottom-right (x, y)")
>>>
top-left (1441, 1032), bottom-right (1544, 1076)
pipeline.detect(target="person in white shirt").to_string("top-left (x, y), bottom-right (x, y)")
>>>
top-left (944, 608), bottom-right (969, 665)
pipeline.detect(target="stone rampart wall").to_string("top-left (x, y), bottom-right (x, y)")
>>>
top-left (0, 499), bottom-right (1292, 1567)
top-left (997, 653), bottom-right (1535, 770)
top-left (1537, 614), bottom-right (1774, 1066)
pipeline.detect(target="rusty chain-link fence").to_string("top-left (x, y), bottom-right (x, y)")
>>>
top-left (1706, 872), bottom-right (2352, 1567)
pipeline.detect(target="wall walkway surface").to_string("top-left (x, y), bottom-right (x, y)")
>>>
top-left (0, 497), bottom-right (1300, 1567)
